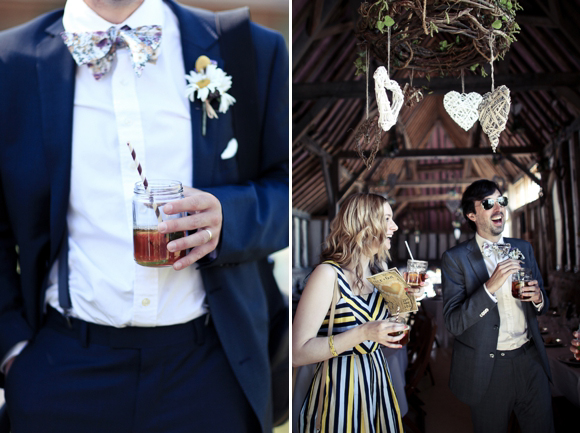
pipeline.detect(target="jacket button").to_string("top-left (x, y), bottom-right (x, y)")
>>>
top-left (494, 325), bottom-right (499, 330)
top-left (490, 353), bottom-right (495, 358)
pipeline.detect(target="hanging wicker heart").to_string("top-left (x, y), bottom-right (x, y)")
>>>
top-left (374, 66), bottom-right (403, 131)
top-left (443, 91), bottom-right (483, 131)
top-left (478, 85), bottom-right (511, 153)
top-left (354, 116), bottom-right (381, 169)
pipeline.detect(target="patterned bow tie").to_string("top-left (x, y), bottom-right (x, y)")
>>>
top-left (482, 242), bottom-right (511, 258)
top-left (61, 25), bottom-right (162, 80)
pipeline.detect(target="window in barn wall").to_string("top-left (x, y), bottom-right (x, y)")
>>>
top-left (508, 165), bottom-right (542, 211)
top-left (292, 216), bottom-right (299, 268)
top-left (552, 182), bottom-right (564, 271)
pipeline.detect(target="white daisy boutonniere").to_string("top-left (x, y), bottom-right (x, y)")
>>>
top-left (185, 55), bottom-right (236, 136)
top-left (508, 247), bottom-right (525, 260)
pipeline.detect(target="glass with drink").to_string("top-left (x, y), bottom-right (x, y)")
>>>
top-left (406, 259), bottom-right (428, 290)
top-left (132, 180), bottom-right (187, 267)
top-left (387, 315), bottom-right (410, 346)
top-left (511, 268), bottom-right (532, 300)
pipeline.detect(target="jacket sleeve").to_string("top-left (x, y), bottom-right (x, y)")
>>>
top-left (0, 178), bottom-right (34, 371)
top-left (201, 28), bottom-right (288, 267)
top-left (441, 250), bottom-right (497, 337)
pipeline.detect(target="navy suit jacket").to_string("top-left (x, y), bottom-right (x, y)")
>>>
top-left (441, 237), bottom-right (551, 406)
top-left (0, 1), bottom-right (288, 431)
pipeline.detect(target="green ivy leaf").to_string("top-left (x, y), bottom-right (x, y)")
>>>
top-left (445, 12), bottom-right (450, 24)
top-left (507, 1), bottom-right (513, 9)
top-left (439, 40), bottom-right (448, 51)
top-left (456, 35), bottom-right (460, 44)
top-left (384, 15), bottom-right (395, 27)
top-left (492, 20), bottom-right (502, 29)
top-left (470, 63), bottom-right (479, 71)
top-left (377, 20), bottom-right (385, 32)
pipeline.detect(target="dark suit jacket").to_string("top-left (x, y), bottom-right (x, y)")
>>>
top-left (441, 237), bottom-right (551, 406)
top-left (0, 2), bottom-right (288, 431)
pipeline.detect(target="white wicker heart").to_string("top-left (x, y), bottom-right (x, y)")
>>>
top-left (443, 91), bottom-right (483, 131)
top-left (478, 85), bottom-right (511, 152)
top-left (374, 66), bottom-right (403, 132)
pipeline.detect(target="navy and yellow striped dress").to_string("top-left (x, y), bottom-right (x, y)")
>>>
top-left (299, 262), bottom-right (403, 433)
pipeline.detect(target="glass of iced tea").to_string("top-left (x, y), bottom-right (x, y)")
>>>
top-left (511, 268), bottom-right (532, 300)
top-left (406, 259), bottom-right (428, 290)
top-left (388, 316), bottom-right (410, 345)
top-left (132, 180), bottom-right (186, 267)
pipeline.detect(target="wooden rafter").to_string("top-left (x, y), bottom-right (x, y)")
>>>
top-left (293, 72), bottom-right (580, 100)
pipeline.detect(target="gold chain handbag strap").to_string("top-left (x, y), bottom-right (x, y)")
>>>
top-left (315, 268), bottom-right (339, 432)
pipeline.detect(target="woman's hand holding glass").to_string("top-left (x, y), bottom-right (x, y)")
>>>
top-left (403, 271), bottom-right (430, 299)
top-left (363, 320), bottom-right (409, 348)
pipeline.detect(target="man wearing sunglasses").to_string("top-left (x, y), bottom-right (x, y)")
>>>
top-left (441, 179), bottom-right (553, 433)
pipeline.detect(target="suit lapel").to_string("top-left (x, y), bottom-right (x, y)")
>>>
top-left (37, 18), bottom-right (76, 263)
top-left (466, 237), bottom-right (491, 288)
top-left (165, 0), bottom-right (221, 188)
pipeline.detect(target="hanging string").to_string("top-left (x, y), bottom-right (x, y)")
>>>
top-left (489, 34), bottom-right (495, 92)
top-left (387, 25), bottom-right (391, 77)
top-left (366, 46), bottom-right (369, 119)
top-left (461, 69), bottom-right (465, 94)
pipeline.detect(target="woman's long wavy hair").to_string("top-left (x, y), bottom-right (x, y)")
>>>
top-left (321, 193), bottom-right (390, 293)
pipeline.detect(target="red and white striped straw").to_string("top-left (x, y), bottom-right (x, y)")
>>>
top-left (127, 142), bottom-right (162, 222)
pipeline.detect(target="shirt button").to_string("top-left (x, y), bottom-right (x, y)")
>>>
top-left (501, 353), bottom-right (505, 357)
top-left (142, 298), bottom-right (150, 307)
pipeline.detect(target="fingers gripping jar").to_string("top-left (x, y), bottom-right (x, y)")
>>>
top-left (132, 180), bottom-right (186, 267)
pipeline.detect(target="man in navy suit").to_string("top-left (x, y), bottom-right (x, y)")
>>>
top-left (0, 0), bottom-right (288, 432)
top-left (441, 179), bottom-right (553, 433)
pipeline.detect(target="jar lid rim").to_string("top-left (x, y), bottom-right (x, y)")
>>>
top-left (134, 179), bottom-right (183, 194)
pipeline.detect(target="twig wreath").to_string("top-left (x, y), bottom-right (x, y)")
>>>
top-left (356, 0), bottom-right (521, 78)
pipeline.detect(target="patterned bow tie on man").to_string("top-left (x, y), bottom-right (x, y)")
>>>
top-left (482, 242), bottom-right (510, 259)
top-left (61, 25), bottom-right (162, 80)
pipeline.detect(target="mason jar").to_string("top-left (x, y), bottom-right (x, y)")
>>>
top-left (132, 179), bottom-right (186, 267)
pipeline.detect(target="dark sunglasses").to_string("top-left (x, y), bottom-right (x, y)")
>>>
top-left (481, 196), bottom-right (508, 210)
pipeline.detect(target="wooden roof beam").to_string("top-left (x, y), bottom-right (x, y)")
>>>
top-left (337, 146), bottom-right (540, 160)
top-left (293, 72), bottom-right (580, 100)
top-left (371, 178), bottom-right (483, 189)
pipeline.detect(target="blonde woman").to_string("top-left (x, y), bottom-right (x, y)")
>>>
top-left (293, 193), bottom-right (407, 433)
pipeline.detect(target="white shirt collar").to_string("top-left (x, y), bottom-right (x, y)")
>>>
top-left (63, 0), bottom-right (164, 32)
top-left (475, 232), bottom-right (505, 252)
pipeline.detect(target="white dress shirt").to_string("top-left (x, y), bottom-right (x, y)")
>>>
top-left (44, 0), bottom-right (207, 327)
top-left (1, 0), bottom-right (209, 371)
top-left (477, 233), bottom-right (542, 350)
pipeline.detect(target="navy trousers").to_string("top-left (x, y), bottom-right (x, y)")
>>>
top-left (4, 308), bottom-right (259, 433)
top-left (470, 342), bottom-right (554, 433)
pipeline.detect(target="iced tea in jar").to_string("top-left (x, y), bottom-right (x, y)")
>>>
top-left (132, 180), bottom-right (186, 267)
